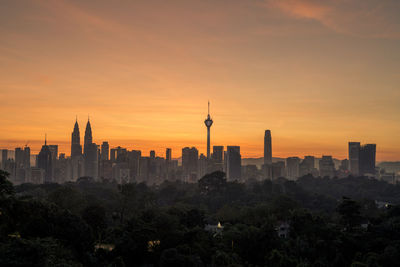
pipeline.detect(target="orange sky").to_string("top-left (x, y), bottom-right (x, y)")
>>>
top-left (0, 0), bottom-right (399, 160)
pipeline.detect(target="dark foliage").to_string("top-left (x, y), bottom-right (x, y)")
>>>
top-left (1, 171), bottom-right (400, 266)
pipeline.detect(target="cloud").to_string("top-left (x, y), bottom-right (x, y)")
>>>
top-left (266, 0), bottom-right (400, 39)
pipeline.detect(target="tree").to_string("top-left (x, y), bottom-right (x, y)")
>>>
top-left (81, 205), bottom-right (107, 242)
top-left (0, 170), bottom-right (14, 199)
top-left (198, 171), bottom-right (226, 194)
top-left (337, 197), bottom-right (362, 230)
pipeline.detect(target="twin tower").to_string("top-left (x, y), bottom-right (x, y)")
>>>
top-left (71, 118), bottom-right (98, 179)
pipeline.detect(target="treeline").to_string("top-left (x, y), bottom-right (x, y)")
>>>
top-left (1, 170), bottom-right (400, 266)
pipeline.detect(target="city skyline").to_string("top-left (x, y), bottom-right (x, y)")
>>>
top-left (0, 115), bottom-right (385, 162)
top-left (1, 0), bottom-right (400, 160)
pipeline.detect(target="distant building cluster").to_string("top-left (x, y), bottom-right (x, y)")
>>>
top-left (0, 104), bottom-right (396, 185)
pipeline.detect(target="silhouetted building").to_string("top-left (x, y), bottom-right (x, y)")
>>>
top-left (226, 146), bottom-right (241, 181)
top-left (101, 141), bottom-right (109, 161)
top-left (128, 150), bottom-right (141, 181)
top-left (348, 142), bottom-right (376, 177)
top-left (150, 150), bottom-right (156, 159)
top-left (182, 147), bottom-right (198, 182)
top-left (272, 161), bottom-right (286, 179)
top-left (204, 101), bottom-right (213, 159)
top-left (100, 160), bottom-right (113, 180)
top-left (319, 156), bottom-right (336, 178)
top-left (14, 147), bottom-right (25, 183)
top-left (38, 137), bottom-right (53, 182)
top-left (286, 157), bottom-right (300, 180)
top-left (210, 146), bottom-right (224, 172)
top-left (71, 119), bottom-right (82, 158)
top-left (166, 148), bottom-right (172, 161)
top-left (198, 154), bottom-right (207, 178)
top-left (264, 130), bottom-right (272, 165)
top-left (83, 119), bottom-right (98, 179)
top-left (30, 168), bottom-right (45, 184)
top-left (349, 142), bottom-right (360, 176)
top-left (340, 159), bottom-right (349, 171)
top-left (1, 149), bottom-right (7, 170)
top-left (360, 144), bottom-right (376, 176)
top-left (299, 156), bottom-right (315, 176)
top-left (166, 148), bottom-right (172, 180)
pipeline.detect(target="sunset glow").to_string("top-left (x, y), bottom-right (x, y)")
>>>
top-left (1, 0), bottom-right (399, 160)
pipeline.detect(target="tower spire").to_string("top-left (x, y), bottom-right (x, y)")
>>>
top-left (204, 101), bottom-right (213, 159)
top-left (45, 133), bottom-right (47, 145)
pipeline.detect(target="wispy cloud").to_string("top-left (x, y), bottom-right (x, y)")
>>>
top-left (266, 0), bottom-right (400, 39)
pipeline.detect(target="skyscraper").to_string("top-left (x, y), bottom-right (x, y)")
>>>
top-left (84, 119), bottom-right (98, 179)
top-left (84, 118), bottom-right (93, 155)
top-left (212, 146), bottom-right (223, 164)
top-left (182, 147), bottom-right (199, 182)
top-left (286, 157), bottom-right (300, 180)
top-left (360, 144), bottom-right (376, 176)
top-left (71, 119), bottom-right (82, 158)
top-left (38, 136), bottom-right (52, 182)
top-left (319, 155), bottom-right (336, 178)
top-left (299, 156), bottom-right (315, 176)
top-left (1, 149), bottom-right (7, 170)
top-left (101, 141), bottom-right (109, 161)
top-left (264, 130), bottom-right (272, 165)
top-left (348, 142), bottom-right (360, 176)
top-left (226, 146), bottom-right (241, 181)
top-left (204, 101), bottom-right (213, 159)
top-left (166, 148), bottom-right (172, 162)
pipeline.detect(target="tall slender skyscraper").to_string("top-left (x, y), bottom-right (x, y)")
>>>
top-left (71, 118), bottom-right (82, 157)
top-left (226, 146), bottom-right (241, 181)
top-left (204, 101), bottom-right (213, 159)
top-left (348, 142), bottom-right (360, 176)
top-left (84, 118), bottom-right (98, 179)
top-left (84, 118), bottom-right (93, 154)
top-left (101, 141), bottom-right (109, 161)
top-left (38, 135), bottom-right (52, 183)
top-left (264, 130), bottom-right (272, 165)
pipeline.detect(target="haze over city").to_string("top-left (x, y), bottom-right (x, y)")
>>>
top-left (1, 0), bottom-right (399, 160)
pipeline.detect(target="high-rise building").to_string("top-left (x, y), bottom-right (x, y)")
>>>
top-left (150, 150), bottom-right (156, 159)
top-left (360, 144), bottom-right (376, 176)
top-left (38, 136), bottom-right (53, 183)
top-left (14, 147), bottom-right (25, 183)
top-left (348, 142), bottom-right (376, 177)
top-left (264, 130), bottom-right (272, 165)
top-left (71, 119), bottom-right (82, 158)
top-left (204, 101), bottom-right (213, 159)
top-left (319, 156), bottom-right (336, 178)
top-left (210, 146), bottom-right (224, 172)
top-left (48, 145), bottom-right (58, 160)
top-left (128, 150), bottom-right (141, 181)
top-left (212, 146), bottom-right (223, 164)
top-left (83, 119), bottom-right (98, 179)
top-left (101, 141), bottom-right (109, 161)
top-left (226, 146), bottom-right (241, 181)
top-left (23, 146), bottom-right (30, 170)
top-left (1, 149), bottom-right (8, 170)
top-left (182, 147), bottom-right (199, 182)
top-left (299, 156), bottom-right (315, 176)
top-left (272, 161), bottom-right (286, 179)
top-left (166, 148), bottom-right (172, 162)
top-left (84, 118), bottom-right (93, 154)
top-left (286, 157), bottom-right (300, 180)
top-left (198, 153), bottom-right (207, 179)
top-left (348, 142), bottom-right (360, 176)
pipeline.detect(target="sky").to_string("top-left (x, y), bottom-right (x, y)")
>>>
top-left (0, 0), bottom-right (399, 160)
